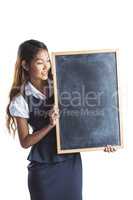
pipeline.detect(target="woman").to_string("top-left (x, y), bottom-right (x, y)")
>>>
top-left (6, 39), bottom-right (116, 200)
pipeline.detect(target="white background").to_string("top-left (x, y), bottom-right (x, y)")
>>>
top-left (0, 0), bottom-right (132, 199)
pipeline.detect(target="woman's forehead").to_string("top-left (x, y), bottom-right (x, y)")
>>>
top-left (35, 49), bottom-right (49, 60)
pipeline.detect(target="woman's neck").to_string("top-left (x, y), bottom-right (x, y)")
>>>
top-left (29, 79), bottom-right (48, 93)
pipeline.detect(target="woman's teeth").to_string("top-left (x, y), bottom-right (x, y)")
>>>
top-left (42, 72), bottom-right (47, 76)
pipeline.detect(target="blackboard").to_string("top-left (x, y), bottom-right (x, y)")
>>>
top-left (51, 49), bottom-right (123, 154)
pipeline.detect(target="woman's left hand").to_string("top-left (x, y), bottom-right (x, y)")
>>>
top-left (104, 145), bottom-right (117, 153)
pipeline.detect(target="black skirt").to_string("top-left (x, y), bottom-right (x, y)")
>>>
top-left (27, 154), bottom-right (83, 200)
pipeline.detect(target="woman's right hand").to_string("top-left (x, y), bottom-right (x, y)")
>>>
top-left (48, 105), bottom-right (60, 127)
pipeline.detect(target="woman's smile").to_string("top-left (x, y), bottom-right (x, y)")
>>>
top-left (42, 71), bottom-right (48, 76)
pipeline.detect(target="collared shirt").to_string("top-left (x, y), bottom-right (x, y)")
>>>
top-left (9, 78), bottom-right (53, 118)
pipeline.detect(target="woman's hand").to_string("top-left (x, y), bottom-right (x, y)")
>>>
top-left (104, 145), bottom-right (117, 153)
top-left (48, 105), bottom-right (60, 127)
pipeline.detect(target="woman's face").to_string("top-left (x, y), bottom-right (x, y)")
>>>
top-left (29, 49), bottom-right (51, 81)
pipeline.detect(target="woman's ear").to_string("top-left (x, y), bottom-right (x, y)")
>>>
top-left (22, 60), bottom-right (29, 71)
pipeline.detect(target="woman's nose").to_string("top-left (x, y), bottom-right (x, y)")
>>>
top-left (43, 64), bottom-right (48, 71)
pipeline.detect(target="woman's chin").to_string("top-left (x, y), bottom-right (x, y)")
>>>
top-left (42, 75), bottom-right (48, 80)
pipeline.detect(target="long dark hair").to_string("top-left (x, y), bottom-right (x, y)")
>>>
top-left (6, 39), bottom-right (53, 136)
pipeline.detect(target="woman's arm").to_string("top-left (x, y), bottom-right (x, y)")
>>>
top-left (15, 117), bottom-right (54, 148)
top-left (15, 106), bottom-right (59, 149)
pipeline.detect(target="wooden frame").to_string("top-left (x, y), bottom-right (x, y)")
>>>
top-left (51, 49), bottom-right (124, 154)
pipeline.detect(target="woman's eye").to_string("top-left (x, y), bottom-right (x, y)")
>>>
top-left (37, 62), bottom-right (43, 64)
top-left (36, 60), bottom-right (50, 65)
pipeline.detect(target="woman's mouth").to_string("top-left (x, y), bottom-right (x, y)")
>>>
top-left (42, 72), bottom-right (48, 76)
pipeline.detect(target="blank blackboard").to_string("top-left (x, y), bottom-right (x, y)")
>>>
top-left (51, 49), bottom-right (123, 154)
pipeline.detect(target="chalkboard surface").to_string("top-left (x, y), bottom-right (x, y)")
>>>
top-left (51, 50), bottom-right (123, 154)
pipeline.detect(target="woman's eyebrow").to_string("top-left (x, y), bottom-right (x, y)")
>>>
top-left (35, 58), bottom-right (43, 61)
top-left (35, 58), bottom-right (49, 61)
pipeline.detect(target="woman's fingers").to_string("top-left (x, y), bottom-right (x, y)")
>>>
top-left (48, 106), bottom-right (60, 126)
top-left (104, 145), bottom-right (117, 152)
top-left (51, 112), bottom-right (59, 120)
top-left (49, 113), bottom-right (59, 126)
top-left (49, 105), bottom-right (59, 116)
top-left (49, 109), bottom-right (60, 118)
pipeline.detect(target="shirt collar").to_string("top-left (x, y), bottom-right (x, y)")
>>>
top-left (21, 78), bottom-right (52, 100)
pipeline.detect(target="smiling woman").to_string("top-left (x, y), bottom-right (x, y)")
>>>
top-left (21, 48), bottom-right (51, 93)
top-left (6, 39), bottom-right (83, 200)
top-left (5, 39), bottom-right (116, 200)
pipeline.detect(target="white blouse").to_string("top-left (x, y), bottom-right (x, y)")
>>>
top-left (9, 78), bottom-right (53, 118)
